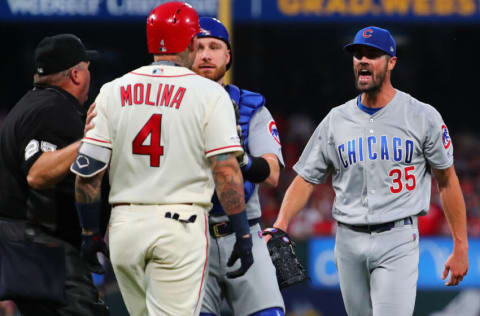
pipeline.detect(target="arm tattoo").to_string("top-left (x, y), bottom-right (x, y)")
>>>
top-left (213, 168), bottom-right (245, 212)
top-left (75, 174), bottom-right (103, 204)
top-left (215, 153), bottom-right (231, 161)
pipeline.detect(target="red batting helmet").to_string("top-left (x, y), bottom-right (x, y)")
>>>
top-left (146, 2), bottom-right (201, 54)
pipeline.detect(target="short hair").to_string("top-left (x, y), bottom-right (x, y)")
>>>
top-left (33, 62), bottom-right (85, 85)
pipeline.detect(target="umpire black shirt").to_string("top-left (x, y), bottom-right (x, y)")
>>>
top-left (0, 84), bottom-right (86, 248)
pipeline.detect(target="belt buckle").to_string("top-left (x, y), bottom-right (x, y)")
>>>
top-left (212, 222), bottom-right (229, 238)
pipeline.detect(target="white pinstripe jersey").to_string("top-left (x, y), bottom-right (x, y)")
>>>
top-left (83, 64), bottom-right (242, 207)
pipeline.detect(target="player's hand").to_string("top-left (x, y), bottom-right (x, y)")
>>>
top-left (80, 232), bottom-right (109, 274)
top-left (442, 247), bottom-right (468, 286)
top-left (262, 225), bottom-right (286, 243)
top-left (226, 234), bottom-right (253, 279)
top-left (84, 102), bottom-right (97, 136)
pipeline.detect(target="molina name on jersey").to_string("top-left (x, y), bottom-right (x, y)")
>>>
top-left (119, 82), bottom-right (186, 109)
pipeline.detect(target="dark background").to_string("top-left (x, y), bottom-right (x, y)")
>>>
top-left (1, 21), bottom-right (479, 135)
top-left (1, 18), bottom-right (480, 316)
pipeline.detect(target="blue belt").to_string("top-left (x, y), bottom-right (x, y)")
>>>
top-left (340, 216), bottom-right (413, 233)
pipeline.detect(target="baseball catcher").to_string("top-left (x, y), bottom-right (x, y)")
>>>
top-left (263, 228), bottom-right (309, 289)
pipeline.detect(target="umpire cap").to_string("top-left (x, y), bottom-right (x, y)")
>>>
top-left (35, 34), bottom-right (98, 76)
top-left (198, 17), bottom-right (232, 70)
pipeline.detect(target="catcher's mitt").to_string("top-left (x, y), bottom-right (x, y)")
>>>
top-left (262, 228), bottom-right (309, 289)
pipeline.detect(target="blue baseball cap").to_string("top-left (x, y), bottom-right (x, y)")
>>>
top-left (198, 17), bottom-right (231, 48)
top-left (344, 26), bottom-right (396, 57)
top-left (198, 17), bottom-right (232, 69)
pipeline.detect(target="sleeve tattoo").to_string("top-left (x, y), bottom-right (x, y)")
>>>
top-left (75, 172), bottom-right (104, 204)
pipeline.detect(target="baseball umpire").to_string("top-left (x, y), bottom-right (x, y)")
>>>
top-left (192, 18), bottom-right (286, 316)
top-left (0, 34), bottom-right (108, 315)
top-left (270, 26), bottom-right (469, 316)
top-left (71, 2), bottom-right (253, 316)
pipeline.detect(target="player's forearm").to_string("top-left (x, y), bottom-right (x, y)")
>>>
top-left (261, 153), bottom-right (280, 187)
top-left (75, 171), bottom-right (104, 204)
top-left (75, 171), bottom-right (105, 235)
top-left (27, 140), bottom-right (81, 189)
top-left (274, 175), bottom-right (314, 231)
top-left (440, 184), bottom-right (468, 248)
top-left (211, 153), bottom-right (246, 215)
top-left (434, 167), bottom-right (468, 249)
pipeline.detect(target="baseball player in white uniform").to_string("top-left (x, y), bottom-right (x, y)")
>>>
top-left (271, 26), bottom-right (469, 316)
top-left (70, 3), bottom-right (254, 316)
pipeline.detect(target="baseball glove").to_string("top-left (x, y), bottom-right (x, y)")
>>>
top-left (262, 228), bottom-right (309, 289)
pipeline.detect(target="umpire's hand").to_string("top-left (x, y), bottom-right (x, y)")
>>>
top-left (226, 234), bottom-right (254, 278)
top-left (81, 233), bottom-right (109, 274)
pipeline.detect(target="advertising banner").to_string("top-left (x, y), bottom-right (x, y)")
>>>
top-left (2, 0), bottom-right (479, 22)
top-left (309, 237), bottom-right (480, 289)
top-left (0, 0), bottom-right (218, 21)
top-left (235, 0), bottom-right (480, 22)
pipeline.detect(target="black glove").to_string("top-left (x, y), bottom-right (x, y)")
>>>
top-left (80, 233), bottom-right (109, 274)
top-left (226, 235), bottom-right (254, 279)
top-left (262, 228), bottom-right (309, 289)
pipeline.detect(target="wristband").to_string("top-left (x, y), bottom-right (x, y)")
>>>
top-left (242, 156), bottom-right (270, 183)
top-left (228, 212), bottom-right (250, 238)
top-left (75, 201), bottom-right (101, 233)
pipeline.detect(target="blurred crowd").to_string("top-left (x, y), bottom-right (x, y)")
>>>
top-left (2, 110), bottom-right (479, 241)
top-left (260, 112), bottom-right (480, 239)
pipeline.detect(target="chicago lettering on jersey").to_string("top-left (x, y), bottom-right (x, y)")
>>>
top-left (337, 135), bottom-right (414, 168)
top-left (120, 83), bottom-right (186, 109)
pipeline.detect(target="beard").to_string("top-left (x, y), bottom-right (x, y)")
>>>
top-left (354, 63), bottom-right (388, 95)
top-left (194, 65), bottom-right (226, 82)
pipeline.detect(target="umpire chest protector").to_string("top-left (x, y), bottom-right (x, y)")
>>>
top-left (210, 84), bottom-right (265, 217)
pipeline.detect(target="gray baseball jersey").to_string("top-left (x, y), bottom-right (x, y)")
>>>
top-left (294, 89), bottom-right (453, 225)
top-left (202, 106), bottom-right (285, 315)
top-left (211, 106), bottom-right (285, 223)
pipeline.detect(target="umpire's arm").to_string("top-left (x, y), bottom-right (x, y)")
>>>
top-left (28, 141), bottom-right (81, 189)
top-left (27, 103), bottom-right (97, 189)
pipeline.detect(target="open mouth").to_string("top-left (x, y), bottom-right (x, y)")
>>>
top-left (358, 69), bottom-right (372, 82)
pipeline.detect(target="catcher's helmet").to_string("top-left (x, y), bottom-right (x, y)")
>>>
top-left (146, 2), bottom-right (200, 54)
top-left (198, 17), bottom-right (232, 69)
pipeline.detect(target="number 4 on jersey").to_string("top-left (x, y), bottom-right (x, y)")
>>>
top-left (132, 114), bottom-right (164, 167)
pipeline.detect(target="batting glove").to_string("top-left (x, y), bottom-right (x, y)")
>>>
top-left (81, 233), bottom-right (109, 274)
top-left (226, 234), bottom-right (254, 279)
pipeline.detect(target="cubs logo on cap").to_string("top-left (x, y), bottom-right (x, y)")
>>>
top-left (362, 28), bottom-right (374, 38)
top-left (442, 124), bottom-right (451, 149)
top-left (268, 120), bottom-right (281, 145)
top-left (344, 26), bottom-right (396, 57)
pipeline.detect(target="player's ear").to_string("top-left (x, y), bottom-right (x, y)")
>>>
top-left (188, 36), bottom-right (198, 54)
top-left (226, 48), bottom-right (231, 65)
top-left (69, 64), bottom-right (81, 85)
top-left (388, 56), bottom-right (397, 71)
